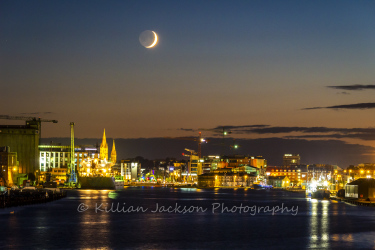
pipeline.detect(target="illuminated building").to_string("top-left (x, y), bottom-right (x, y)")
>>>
top-left (0, 146), bottom-right (19, 186)
top-left (100, 129), bottom-right (108, 160)
top-left (266, 166), bottom-right (308, 187)
top-left (345, 178), bottom-right (375, 199)
top-left (198, 168), bottom-right (257, 187)
top-left (39, 145), bottom-right (71, 171)
top-left (75, 147), bottom-right (100, 169)
top-left (283, 154), bottom-right (300, 166)
top-left (0, 121), bottom-right (40, 174)
top-left (188, 155), bottom-right (203, 177)
top-left (268, 176), bottom-right (291, 188)
top-left (120, 159), bottom-right (140, 181)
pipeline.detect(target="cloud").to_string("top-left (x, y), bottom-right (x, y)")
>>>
top-left (286, 133), bottom-right (375, 141)
top-left (211, 125), bottom-right (269, 130)
top-left (178, 128), bottom-right (196, 132)
top-left (179, 125), bottom-right (270, 135)
top-left (327, 84), bottom-right (375, 91)
top-left (247, 127), bottom-right (375, 134)
top-left (19, 112), bottom-right (55, 115)
top-left (302, 102), bottom-right (375, 110)
top-left (200, 125), bottom-right (375, 142)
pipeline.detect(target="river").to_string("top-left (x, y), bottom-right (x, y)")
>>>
top-left (1, 187), bottom-right (375, 249)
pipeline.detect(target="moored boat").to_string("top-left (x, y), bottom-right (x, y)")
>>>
top-left (311, 189), bottom-right (330, 199)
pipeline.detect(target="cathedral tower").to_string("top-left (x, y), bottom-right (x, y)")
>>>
top-left (100, 129), bottom-right (108, 160)
top-left (111, 140), bottom-right (117, 164)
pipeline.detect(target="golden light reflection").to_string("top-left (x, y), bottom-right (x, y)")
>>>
top-left (309, 200), bottom-right (330, 248)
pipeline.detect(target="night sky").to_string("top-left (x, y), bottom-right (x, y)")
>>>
top-left (2, 1), bottom-right (375, 165)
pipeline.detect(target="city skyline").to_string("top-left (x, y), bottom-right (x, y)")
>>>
top-left (2, 1), bottom-right (375, 163)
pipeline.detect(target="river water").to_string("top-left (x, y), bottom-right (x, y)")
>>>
top-left (1, 187), bottom-right (375, 249)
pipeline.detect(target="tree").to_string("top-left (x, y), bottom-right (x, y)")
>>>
top-left (28, 172), bottom-right (36, 182)
top-left (0, 171), bottom-right (6, 186)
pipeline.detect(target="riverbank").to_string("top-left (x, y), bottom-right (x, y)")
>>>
top-left (330, 196), bottom-right (375, 207)
top-left (0, 189), bottom-right (67, 209)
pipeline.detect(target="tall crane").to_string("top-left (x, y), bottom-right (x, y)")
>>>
top-left (68, 122), bottom-right (76, 186)
top-left (0, 115), bottom-right (58, 138)
top-left (0, 115), bottom-right (57, 123)
top-left (165, 132), bottom-right (208, 158)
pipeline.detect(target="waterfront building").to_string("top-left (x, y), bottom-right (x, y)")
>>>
top-left (39, 167), bottom-right (68, 184)
top-left (216, 155), bottom-right (267, 169)
top-left (0, 120), bottom-right (40, 174)
top-left (344, 165), bottom-right (375, 182)
top-left (267, 176), bottom-right (291, 188)
top-left (345, 178), bottom-right (375, 200)
top-left (267, 164), bottom-right (343, 190)
top-left (39, 145), bottom-right (71, 172)
top-left (169, 163), bottom-right (186, 182)
top-left (266, 165), bottom-right (308, 187)
top-left (78, 148), bottom-right (112, 178)
top-left (121, 159), bottom-right (140, 181)
top-left (0, 146), bottom-right (19, 186)
top-left (198, 168), bottom-right (257, 187)
top-left (187, 155), bottom-right (202, 181)
top-left (283, 154), bottom-right (300, 166)
top-left (75, 147), bottom-right (100, 169)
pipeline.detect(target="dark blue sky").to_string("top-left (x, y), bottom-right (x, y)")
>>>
top-left (2, 1), bottom-right (375, 164)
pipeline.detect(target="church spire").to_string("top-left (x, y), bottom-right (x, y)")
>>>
top-left (100, 129), bottom-right (108, 160)
top-left (111, 139), bottom-right (117, 164)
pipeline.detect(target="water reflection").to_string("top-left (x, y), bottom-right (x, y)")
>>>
top-left (309, 199), bottom-right (330, 249)
top-left (78, 190), bottom-right (111, 249)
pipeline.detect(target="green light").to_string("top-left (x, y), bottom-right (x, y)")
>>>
top-left (234, 145), bottom-right (238, 149)
top-left (224, 131), bottom-right (227, 135)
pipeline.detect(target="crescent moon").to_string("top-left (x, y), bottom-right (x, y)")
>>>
top-left (146, 31), bottom-right (158, 48)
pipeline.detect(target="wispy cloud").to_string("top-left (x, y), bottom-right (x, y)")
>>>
top-left (286, 133), bottom-right (375, 141)
top-left (327, 84), bottom-right (375, 91)
top-left (19, 112), bottom-right (55, 115)
top-left (302, 102), bottom-right (375, 110)
top-left (179, 125), bottom-right (270, 134)
top-left (197, 125), bottom-right (375, 142)
top-left (178, 128), bottom-right (196, 132)
top-left (211, 125), bottom-right (269, 130)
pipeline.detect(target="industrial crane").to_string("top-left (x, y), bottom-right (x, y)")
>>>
top-left (0, 115), bottom-right (58, 138)
top-left (183, 148), bottom-right (197, 156)
top-left (165, 132), bottom-right (208, 158)
top-left (0, 115), bottom-right (58, 123)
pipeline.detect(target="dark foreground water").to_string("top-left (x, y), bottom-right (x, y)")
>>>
top-left (1, 187), bottom-right (375, 249)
